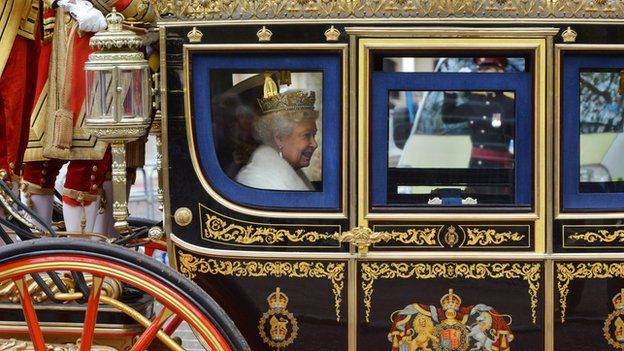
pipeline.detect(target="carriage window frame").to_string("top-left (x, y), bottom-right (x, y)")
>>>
top-left (186, 47), bottom-right (345, 212)
top-left (560, 53), bottom-right (624, 211)
top-left (357, 37), bottom-right (547, 223)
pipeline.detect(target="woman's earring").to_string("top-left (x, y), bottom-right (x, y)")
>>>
top-left (278, 146), bottom-right (283, 158)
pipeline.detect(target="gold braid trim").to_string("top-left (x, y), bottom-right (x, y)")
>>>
top-left (0, 0), bottom-right (30, 77)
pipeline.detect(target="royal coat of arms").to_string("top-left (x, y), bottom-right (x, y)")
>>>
top-left (604, 288), bottom-right (624, 350)
top-left (388, 289), bottom-right (514, 351)
top-left (258, 287), bottom-right (299, 350)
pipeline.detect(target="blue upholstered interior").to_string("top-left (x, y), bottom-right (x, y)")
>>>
top-left (191, 52), bottom-right (342, 210)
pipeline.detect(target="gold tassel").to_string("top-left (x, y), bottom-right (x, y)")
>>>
top-left (52, 109), bottom-right (74, 149)
top-left (263, 73), bottom-right (279, 99)
top-left (279, 70), bottom-right (291, 86)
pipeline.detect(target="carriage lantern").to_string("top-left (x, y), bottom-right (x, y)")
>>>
top-left (84, 8), bottom-right (151, 233)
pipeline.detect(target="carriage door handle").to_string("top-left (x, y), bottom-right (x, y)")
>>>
top-left (333, 226), bottom-right (391, 254)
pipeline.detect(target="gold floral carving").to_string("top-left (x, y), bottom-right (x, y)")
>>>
top-left (360, 262), bottom-right (540, 323)
top-left (151, 0), bottom-right (624, 21)
top-left (379, 228), bottom-right (438, 246)
top-left (204, 213), bottom-right (334, 245)
top-left (177, 252), bottom-right (346, 321)
top-left (568, 230), bottom-right (624, 243)
top-left (556, 262), bottom-right (624, 323)
top-left (465, 228), bottom-right (525, 246)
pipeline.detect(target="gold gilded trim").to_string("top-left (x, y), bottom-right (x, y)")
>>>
top-left (556, 262), bottom-right (624, 323)
top-left (177, 251), bottom-right (346, 321)
top-left (199, 204), bottom-right (339, 248)
top-left (465, 228), bottom-right (526, 246)
top-left (153, 0), bottom-right (624, 21)
top-left (183, 44), bottom-right (348, 220)
top-left (569, 230), bottom-right (624, 243)
top-left (360, 262), bottom-right (541, 323)
top-left (0, 339), bottom-right (118, 351)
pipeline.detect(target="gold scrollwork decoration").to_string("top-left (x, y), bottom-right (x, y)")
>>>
top-left (568, 230), bottom-right (624, 243)
top-left (177, 252), bottom-right (346, 321)
top-left (379, 228), bottom-right (439, 246)
top-left (556, 262), bottom-right (624, 323)
top-left (151, 0), bottom-right (624, 21)
top-left (360, 262), bottom-right (541, 323)
top-left (465, 228), bottom-right (526, 246)
top-left (0, 274), bottom-right (121, 303)
top-left (204, 213), bottom-right (334, 245)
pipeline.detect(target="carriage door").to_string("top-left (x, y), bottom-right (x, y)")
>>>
top-left (345, 29), bottom-right (554, 351)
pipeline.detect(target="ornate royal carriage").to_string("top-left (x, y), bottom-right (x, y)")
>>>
top-left (1, 1), bottom-right (624, 350)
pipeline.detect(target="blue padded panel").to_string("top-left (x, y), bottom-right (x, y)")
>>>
top-left (191, 52), bottom-right (342, 210)
top-left (370, 72), bottom-right (533, 207)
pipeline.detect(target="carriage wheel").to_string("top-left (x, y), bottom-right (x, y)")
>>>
top-left (0, 238), bottom-right (249, 351)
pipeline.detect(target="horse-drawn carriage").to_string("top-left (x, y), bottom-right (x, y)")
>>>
top-left (2, 1), bottom-right (624, 350)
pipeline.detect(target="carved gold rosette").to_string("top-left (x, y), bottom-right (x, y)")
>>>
top-left (201, 205), bottom-right (336, 246)
top-left (177, 252), bottom-right (346, 321)
top-left (556, 262), bottom-right (624, 323)
top-left (568, 230), bottom-right (624, 243)
top-left (152, 0), bottom-right (624, 20)
top-left (360, 262), bottom-right (541, 323)
top-left (465, 228), bottom-right (526, 246)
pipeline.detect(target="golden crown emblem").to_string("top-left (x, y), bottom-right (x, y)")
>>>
top-left (613, 289), bottom-right (624, 310)
top-left (105, 8), bottom-right (124, 31)
top-left (257, 26), bottom-right (273, 42)
top-left (562, 27), bottom-right (578, 43)
top-left (267, 287), bottom-right (289, 310)
top-left (257, 74), bottom-right (316, 114)
top-left (324, 25), bottom-right (341, 42)
top-left (187, 27), bottom-right (203, 43)
top-left (440, 289), bottom-right (462, 311)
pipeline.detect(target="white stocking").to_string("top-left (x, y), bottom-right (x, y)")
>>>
top-left (63, 200), bottom-right (99, 233)
top-left (93, 181), bottom-right (118, 238)
top-left (21, 193), bottom-right (54, 228)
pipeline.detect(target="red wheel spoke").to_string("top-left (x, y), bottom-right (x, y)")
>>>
top-left (163, 315), bottom-right (183, 336)
top-left (13, 277), bottom-right (46, 351)
top-left (80, 275), bottom-right (104, 351)
top-left (130, 307), bottom-right (174, 351)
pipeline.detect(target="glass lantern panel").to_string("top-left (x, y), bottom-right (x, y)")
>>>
top-left (120, 69), bottom-right (146, 119)
top-left (86, 70), bottom-right (115, 119)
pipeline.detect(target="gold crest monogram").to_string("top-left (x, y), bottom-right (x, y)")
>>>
top-left (604, 289), bottom-right (624, 349)
top-left (388, 289), bottom-right (514, 351)
top-left (259, 288), bottom-right (299, 350)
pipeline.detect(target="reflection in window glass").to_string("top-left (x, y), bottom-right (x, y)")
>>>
top-left (388, 89), bottom-right (515, 205)
top-left (382, 57), bottom-right (526, 73)
top-left (579, 70), bottom-right (624, 193)
top-left (210, 70), bottom-right (323, 192)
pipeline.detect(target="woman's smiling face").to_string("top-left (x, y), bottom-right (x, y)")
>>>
top-left (277, 118), bottom-right (318, 169)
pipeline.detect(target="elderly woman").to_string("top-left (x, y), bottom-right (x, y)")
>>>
top-left (235, 87), bottom-right (319, 191)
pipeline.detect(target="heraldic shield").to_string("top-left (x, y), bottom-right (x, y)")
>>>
top-left (388, 289), bottom-right (513, 351)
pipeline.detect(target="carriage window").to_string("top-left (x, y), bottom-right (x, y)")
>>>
top-left (210, 71), bottom-right (323, 192)
top-left (381, 57), bottom-right (526, 73)
top-left (578, 70), bottom-right (624, 193)
top-left (389, 90), bottom-right (516, 205)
